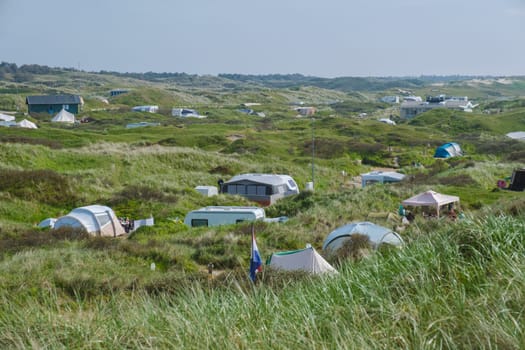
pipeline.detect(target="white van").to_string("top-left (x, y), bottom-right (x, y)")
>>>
top-left (184, 206), bottom-right (266, 227)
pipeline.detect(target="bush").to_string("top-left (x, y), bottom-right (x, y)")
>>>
top-left (0, 169), bottom-right (79, 206)
top-left (265, 191), bottom-right (315, 217)
top-left (0, 227), bottom-right (88, 255)
top-left (0, 135), bottom-right (63, 149)
top-left (437, 174), bottom-right (477, 186)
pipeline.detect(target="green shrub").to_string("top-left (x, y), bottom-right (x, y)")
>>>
top-left (0, 169), bottom-right (79, 206)
top-left (0, 226), bottom-right (88, 255)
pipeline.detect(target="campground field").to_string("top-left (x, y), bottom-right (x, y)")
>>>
top-left (1, 67), bottom-right (525, 349)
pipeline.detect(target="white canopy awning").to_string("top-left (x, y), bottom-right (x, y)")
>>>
top-left (402, 190), bottom-right (459, 217)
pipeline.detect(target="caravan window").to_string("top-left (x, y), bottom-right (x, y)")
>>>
top-left (236, 185), bottom-right (246, 194)
top-left (191, 219), bottom-right (208, 227)
top-left (257, 185), bottom-right (267, 195)
top-left (227, 184), bottom-right (246, 195)
top-left (247, 185), bottom-right (257, 195)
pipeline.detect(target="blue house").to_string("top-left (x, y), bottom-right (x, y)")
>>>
top-left (26, 95), bottom-right (83, 115)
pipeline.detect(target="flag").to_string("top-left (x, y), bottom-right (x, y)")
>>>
top-left (249, 224), bottom-right (262, 282)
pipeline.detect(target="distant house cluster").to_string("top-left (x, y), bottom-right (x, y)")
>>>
top-left (400, 95), bottom-right (477, 119)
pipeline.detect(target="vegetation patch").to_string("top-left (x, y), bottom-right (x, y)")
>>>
top-left (0, 227), bottom-right (88, 255)
top-left (0, 135), bottom-right (62, 149)
top-left (0, 169), bottom-right (79, 206)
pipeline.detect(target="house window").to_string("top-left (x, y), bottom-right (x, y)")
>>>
top-left (63, 104), bottom-right (69, 110)
top-left (191, 219), bottom-right (208, 227)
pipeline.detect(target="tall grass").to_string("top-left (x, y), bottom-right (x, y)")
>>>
top-left (0, 214), bottom-right (524, 349)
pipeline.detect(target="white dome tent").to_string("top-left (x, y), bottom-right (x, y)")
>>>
top-left (38, 218), bottom-right (57, 229)
top-left (54, 205), bottom-right (125, 237)
top-left (17, 119), bottom-right (38, 129)
top-left (0, 113), bottom-right (15, 122)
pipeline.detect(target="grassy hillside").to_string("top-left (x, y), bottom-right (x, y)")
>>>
top-left (1, 66), bottom-right (525, 348)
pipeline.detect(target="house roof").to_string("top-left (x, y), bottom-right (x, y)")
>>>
top-left (26, 95), bottom-right (82, 105)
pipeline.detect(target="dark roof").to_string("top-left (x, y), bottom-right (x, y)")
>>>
top-left (26, 95), bottom-right (82, 105)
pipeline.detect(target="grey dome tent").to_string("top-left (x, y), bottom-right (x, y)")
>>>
top-left (54, 205), bottom-right (125, 237)
top-left (323, 221), bottom-right (403, 254)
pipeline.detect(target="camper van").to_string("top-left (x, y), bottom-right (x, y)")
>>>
top-left (184, 206), bottom-right (265, 227)
top-left (221, 173), bottom-right (300, 206)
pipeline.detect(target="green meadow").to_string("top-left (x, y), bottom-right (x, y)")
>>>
top-left (1, 67), bottom-right (525, 348)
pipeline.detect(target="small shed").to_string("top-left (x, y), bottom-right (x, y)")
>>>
top-left (195, 186), bottom-right (218, 197)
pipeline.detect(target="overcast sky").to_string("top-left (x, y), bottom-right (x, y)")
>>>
top-left (1, 0), bottom-right (524, 77)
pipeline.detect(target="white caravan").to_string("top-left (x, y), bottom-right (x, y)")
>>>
top-left (184, 206), bottom-right (265, 227)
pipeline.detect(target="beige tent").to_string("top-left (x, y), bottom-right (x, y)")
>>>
top-left (402, 190), bottom-right (459, 217)
top-left (267, 245), bottom-right (338, 275)
top-left (54, 205), bottom-right (125, 237)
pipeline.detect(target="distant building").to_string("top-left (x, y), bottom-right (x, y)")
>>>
top-left (26, 94), bottom-right (83, 115)
top-left (380, 96), bottom-right (400, 104)
top-left (172, 108), bottom-right (204, 118)
top-left (400, 98), bottom-right (469, 119)
top-left (403, 96), bottom-right (423, 102)
top-left (110, 89), bottom-right (129, 97)
top-left (132, 105), bottom-right (159, 113)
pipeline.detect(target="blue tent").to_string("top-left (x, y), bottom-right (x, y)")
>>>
top-left (434, 142), bottom-right (463, 158)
